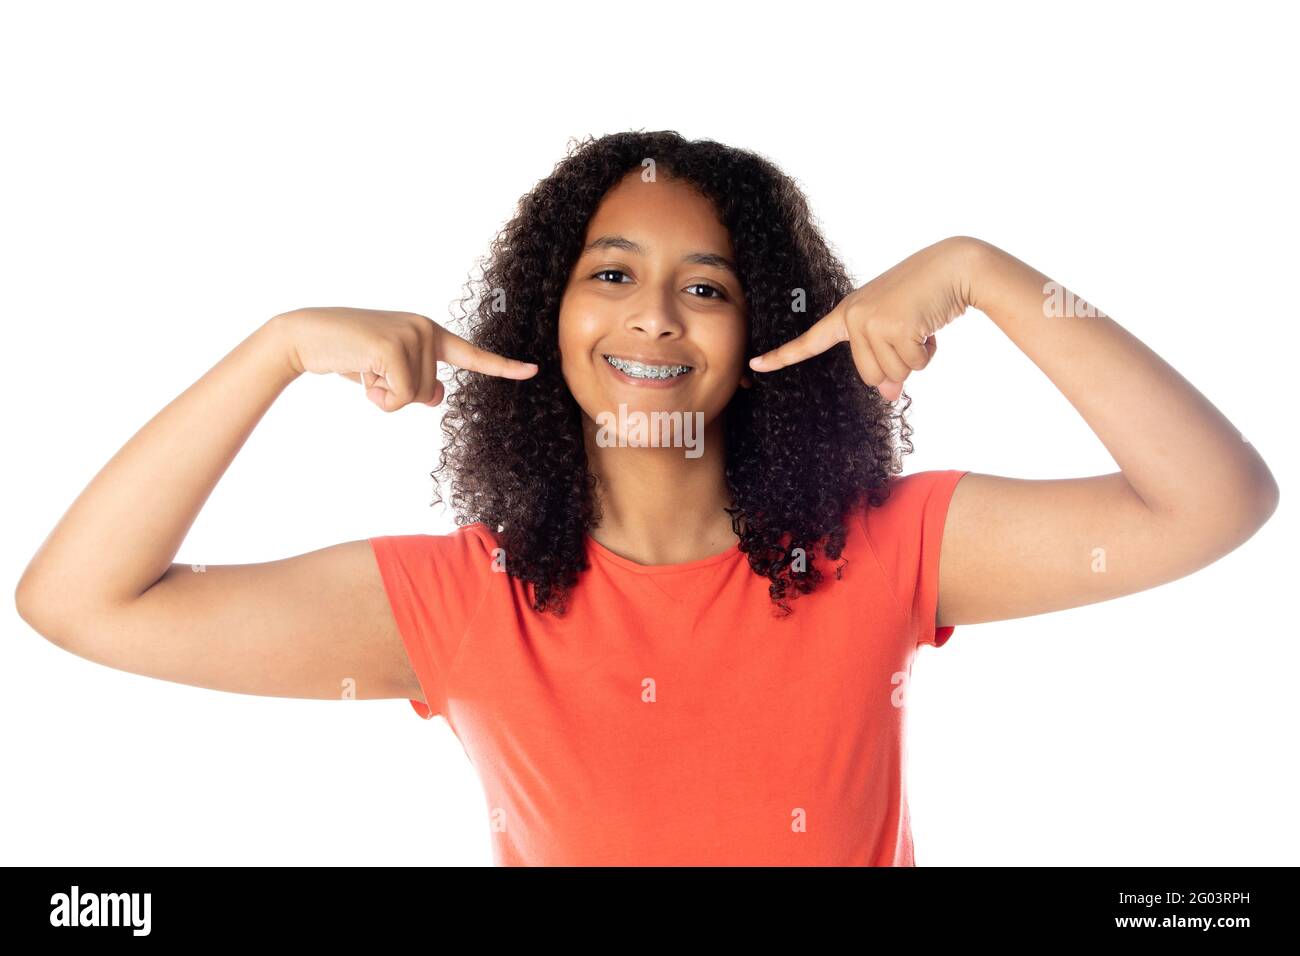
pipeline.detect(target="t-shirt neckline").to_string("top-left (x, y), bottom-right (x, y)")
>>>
top-left (584, 532), bottom-right (745, 574)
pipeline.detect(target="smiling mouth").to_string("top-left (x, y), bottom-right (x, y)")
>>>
top-left (602, 354), bottom-right (694, 380)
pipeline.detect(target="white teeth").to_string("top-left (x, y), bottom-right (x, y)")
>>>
top-left (604, 355), bottom-right (692, 379)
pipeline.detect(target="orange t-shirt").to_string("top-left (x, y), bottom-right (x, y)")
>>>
top-left (370, 468), bottom-right (969, 866)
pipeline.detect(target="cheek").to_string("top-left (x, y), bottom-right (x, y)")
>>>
top-left (558, 302), bottom-right (605, 362)
top-left (557, 307), bottom-right (600, 403)
top-left (703, 322), bottom-right (749, 380)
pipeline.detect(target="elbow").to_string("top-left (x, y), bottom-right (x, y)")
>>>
top-left (1221, 449), bottom-right (1281, 539)
top-left (14, 574), bottom-right (38, 628)
top-left (14, 573), bottom-right (72, 647)
top-left (1184, 473), bottom-right (1281, 560)
top-left (1226, 474), bottom-right (1279, 549)
top-left (1246, 461), bottom-right (1280, 530)
top-left (15, 576), bottom-right (47, 639)
top-left (1261, 473), bottom-right (1280, 521)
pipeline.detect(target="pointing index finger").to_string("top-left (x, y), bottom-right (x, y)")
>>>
top-left (749, 307), bottom-right (848, 372)
top-left (434, 325), bottom-right (538, 379)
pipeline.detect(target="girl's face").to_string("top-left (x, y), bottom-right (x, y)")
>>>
top-left (558, 171), bottom-right (750, 435)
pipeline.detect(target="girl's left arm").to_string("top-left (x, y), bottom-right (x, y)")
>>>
top-left (750, 235), bottom-right (1279, 628)
top-left (935, 237), bottom-right (1279, 627)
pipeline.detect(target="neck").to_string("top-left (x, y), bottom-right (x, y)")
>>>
top-left (582, 413), bottom-right (738, 566)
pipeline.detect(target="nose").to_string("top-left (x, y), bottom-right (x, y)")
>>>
top-left (623, 288), bottom-right (685, 340)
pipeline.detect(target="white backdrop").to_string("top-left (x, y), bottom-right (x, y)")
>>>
top-left (3, 0), bottom-right (1295, 866)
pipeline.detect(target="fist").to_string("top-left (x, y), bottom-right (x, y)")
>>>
top-left (749, 236), bottom-right (979, 401)
top-left (275, 307), bottom-right (537, 411)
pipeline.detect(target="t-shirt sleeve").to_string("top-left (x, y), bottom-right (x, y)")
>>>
top-left (368, 525), bottom-right (496, 720)
top-left (859, 469), bottom-right (970, 648)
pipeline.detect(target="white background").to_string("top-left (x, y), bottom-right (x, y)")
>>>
top-left (3, 0), bottom-right (1295, 866)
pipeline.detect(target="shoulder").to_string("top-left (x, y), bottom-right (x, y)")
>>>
top-left (855, 469), bottom-right (971, 548)
top-left (852, 468), bottom-right (977, 564)
top-left (371, 520), bottom-right (503, 573)
top-left (457, 520), bottom-right (504, 556)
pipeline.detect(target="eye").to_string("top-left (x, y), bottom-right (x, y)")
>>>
top-left (686, 282), bottom-right (726, 300)
top-left (595, 267), bottom-right (728, 297)
top-left (592, 269), bottom-right (727, 301)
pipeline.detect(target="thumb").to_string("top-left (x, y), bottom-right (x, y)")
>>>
top-left (422, 380), bottom-right (446, 406)
top-left (360, 370), bottom-right (400, 411)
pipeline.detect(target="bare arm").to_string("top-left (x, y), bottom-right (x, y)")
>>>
top-left (44, 541), bottom-right (421, 703)
top-left (749, 236), bottom-right (1279, 629)
top-left (14, 307), bottom-right (535, 704)
top-left (936, 239), bottom-right (1279, 626)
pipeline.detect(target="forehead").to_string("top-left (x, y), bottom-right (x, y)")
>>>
top-left (584, 172), bottom-right (734, 255)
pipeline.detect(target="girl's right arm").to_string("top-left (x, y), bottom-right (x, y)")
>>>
top-left (14, 307), bottom-right (536, 706)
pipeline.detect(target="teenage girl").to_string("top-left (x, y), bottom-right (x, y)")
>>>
top-left (16, 131), bottom-right (1279, 865)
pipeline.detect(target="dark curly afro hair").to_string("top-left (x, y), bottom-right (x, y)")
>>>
top-left (431, 130), bottom-right (916, 616)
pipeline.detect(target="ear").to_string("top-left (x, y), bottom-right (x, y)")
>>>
top-left (739, 371), bottom-right (754, 389)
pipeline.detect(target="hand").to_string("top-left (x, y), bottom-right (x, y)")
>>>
top-left (272, 307), bottom-right (537, 411)
top-left (748, 236), bottom-right (978, 401)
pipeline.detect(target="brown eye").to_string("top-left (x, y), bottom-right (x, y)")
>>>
top-left (688, 283), bottom-right (725, 300)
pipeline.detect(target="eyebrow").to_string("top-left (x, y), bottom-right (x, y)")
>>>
top-left (581, 234), bottom-right (738, 279)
